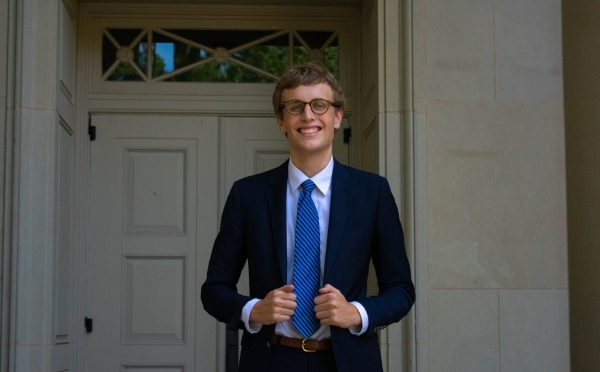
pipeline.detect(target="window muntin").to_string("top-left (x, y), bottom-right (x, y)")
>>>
top-left (101, 28), bottom-right (339, 83)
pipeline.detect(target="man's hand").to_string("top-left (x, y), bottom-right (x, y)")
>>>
top-left (314, 284), bottom-right (362, 329)
top-left (249, 284), bottom-right (297, 325)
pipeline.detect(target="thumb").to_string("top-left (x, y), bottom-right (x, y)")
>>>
top-left (319, 284), bottom-right (335, 294)
top-left (280, 284), bottom-right (295, 293)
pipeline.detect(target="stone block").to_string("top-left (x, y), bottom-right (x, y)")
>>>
top-left (427, 101), bottom-right (567, 289)
top-left (426, 0), bottom-right (495, 100)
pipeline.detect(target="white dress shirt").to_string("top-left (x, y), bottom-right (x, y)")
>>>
top-left (241, 157), bottom-right (369, 339)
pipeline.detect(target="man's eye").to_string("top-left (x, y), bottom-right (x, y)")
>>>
top-left (288, 102), bottom-right (303, 111)
top-left (313, 101), bottom-right (327, 110)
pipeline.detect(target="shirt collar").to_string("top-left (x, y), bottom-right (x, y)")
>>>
top-left (288, 157), bottom-right (334, 196)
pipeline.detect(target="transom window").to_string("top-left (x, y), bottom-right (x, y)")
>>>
top-left (102, 28), bottom-right (339, 83)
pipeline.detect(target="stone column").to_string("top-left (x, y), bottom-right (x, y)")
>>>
top-left (5, 0), bottom-right (59, 370)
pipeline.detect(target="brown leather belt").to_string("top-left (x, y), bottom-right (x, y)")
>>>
top-left (271, 334), bottom-right (332, 352)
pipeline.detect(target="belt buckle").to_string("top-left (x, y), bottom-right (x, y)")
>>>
top-left (301, 338), bottom-right (316, 353)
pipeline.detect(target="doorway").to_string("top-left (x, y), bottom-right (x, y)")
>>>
top-left (80, 4), bottom-right (361, 372)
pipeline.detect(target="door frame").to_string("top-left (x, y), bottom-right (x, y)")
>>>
top-left (76, 4), bottom-right (362, 372)
top-left (73, 2), bottom-right (418, 372)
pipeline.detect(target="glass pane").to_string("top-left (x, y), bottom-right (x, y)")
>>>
top-left (152, 32), bottom-right (211, 78)
top-left (102, 34), bottom-right (118, 73)
top-left (103, 30), bottom-right (147, 79)
top-left (134, 36), bottom-right (149, 73)
top-left (292, 35), bottom-right (338, 77)
top-left (231, 34), bottom-right (290, 78)
top-left (107, 63), bottom-right (144, 81)
top-left (296, 31), bottom-right (335, 49)
top-left (293, 36), bottom-right (309, 66)
top-left (102, 28), bottom-right (339, 82)
top-left (165, 60), bottom-right (277, 83)
top-left (324, 45), bottom-right (339, 76)
top-left (107, 28), bottom-right (143, 47)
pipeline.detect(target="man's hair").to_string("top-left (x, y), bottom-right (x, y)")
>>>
top-left (272, 62), bottom-right (345, 119)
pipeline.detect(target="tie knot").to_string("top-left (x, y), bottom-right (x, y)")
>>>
top-left (301, 179), bottom-right (316, 195)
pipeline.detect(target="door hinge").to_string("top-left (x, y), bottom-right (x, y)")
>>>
top-left (343, 127), bottom-right (351, 144)
top-left (88, 117), bottom-right (96, 141)
top-left (85, 317), bottom-right (93, 333)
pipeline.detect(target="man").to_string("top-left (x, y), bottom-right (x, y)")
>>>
top-left (201, 63), bottom-right (415, 372)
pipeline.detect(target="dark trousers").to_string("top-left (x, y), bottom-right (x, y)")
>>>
top-left (265, 343), bottom-right (337, 372)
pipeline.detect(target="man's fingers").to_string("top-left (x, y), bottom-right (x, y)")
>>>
top-left (319, 283), bottom-right (342, 295)
top-left (314, 284), bottom-right (343, 305)
top-left (264, 285), bottom-right (296, 304)
top-left (314, 301), bottom-right (362, 329)
top-left (250, 295), bottom-right (296, 324)
top-left (277, 307), bottom-right (295, 316)
top-left (272, 298), bottom-right (297, 310)
top-left (314, 298), bottom-right (338, 311)
top-left (280, 284), bottom-right (295, 293)
top-left (318, 284), bottom-right (334, 294)
top-left (275, 285), bottom-right (296, 302)
top-left (275, 291), bottom-right (296, 303)
top-left (314, 293), bottom-right (331, 305)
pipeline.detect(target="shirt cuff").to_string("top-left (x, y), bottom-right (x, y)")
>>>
top-left (241, 298), bottom-right (263, 334)
top-left (349, 301), bottom-right (369, 336)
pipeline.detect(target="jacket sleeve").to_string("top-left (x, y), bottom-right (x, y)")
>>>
top-left (357, 178), bottom-right (415, 337)
top-left (201, 181), bottom-right (252, 331)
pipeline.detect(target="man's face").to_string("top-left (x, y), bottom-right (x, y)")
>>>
top-left (276, 83), bottom-right (343, 160)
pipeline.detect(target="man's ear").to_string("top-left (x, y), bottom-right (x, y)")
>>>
top-left (276, 116), bottom-right (286, 134)
top-left (334, 109), bottom-right (344, 130)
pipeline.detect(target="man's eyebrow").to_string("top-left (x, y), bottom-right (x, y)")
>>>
top-left (285, 97), bottom-right (328, 101)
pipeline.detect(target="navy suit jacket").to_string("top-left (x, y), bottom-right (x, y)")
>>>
top-left (201, 159), bottom-right (415, 372)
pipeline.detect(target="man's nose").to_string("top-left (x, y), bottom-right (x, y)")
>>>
top-left (300, 103), bottom-right (316, 120)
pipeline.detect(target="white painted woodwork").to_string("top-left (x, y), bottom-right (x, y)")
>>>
top-left (88, 115), bottom-right (218, 371)
top-left (78, 5), bottom-right (360, 372)
top-left (360, 0), bottom-right (379, 174)
top-left (53, 119), bottom-right (75, 372)
top-left (84, 6), bottom-right (359, 115)
top-left (55, 121), bottom-right (74, 341)
top-left (52, 2), bottom-right (79, 371)
top-left (59, 0), bottom-right (75, 104)
top-left (221, 117), bottom-right (289, 199)
top-left (80, 0), bottom-right (362, 5)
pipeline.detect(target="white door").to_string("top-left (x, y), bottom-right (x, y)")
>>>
top-left (87, 115), bottom-right (349, 371)
top-left (88, 114), bottom-right (219, 372)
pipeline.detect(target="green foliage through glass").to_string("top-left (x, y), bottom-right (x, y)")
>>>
top-left (103, 28), bottom-right (339, 83)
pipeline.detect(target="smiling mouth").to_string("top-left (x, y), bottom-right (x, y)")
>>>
top-left (298, 127), bottom-right (321, 134)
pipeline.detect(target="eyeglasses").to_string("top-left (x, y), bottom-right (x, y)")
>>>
top-left (281, 99), bottom-right (340, 115)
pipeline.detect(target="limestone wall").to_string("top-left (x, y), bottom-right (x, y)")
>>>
top-left (413, 0), bottom-right (569, 370)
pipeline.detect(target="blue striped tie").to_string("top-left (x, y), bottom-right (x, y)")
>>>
top-left (293, 179), bottom-right (321, 338)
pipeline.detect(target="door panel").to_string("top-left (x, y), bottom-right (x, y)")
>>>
top-left (88, 115), bottom-right (218, 371)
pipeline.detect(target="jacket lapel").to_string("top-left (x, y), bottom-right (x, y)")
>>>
top-left (266, 160), bottom-right (289, 285)
top-left (324, 160), bottom-right (354, 282)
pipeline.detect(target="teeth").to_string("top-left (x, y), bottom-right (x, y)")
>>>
top-left (299, 127), bottom-right (319, 134)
